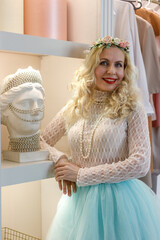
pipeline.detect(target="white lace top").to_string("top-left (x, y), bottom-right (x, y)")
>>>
top-left (41, 90), bottom-right (151, 187)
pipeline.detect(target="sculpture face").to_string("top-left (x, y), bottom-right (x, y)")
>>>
top-left (6, 85), bottom-right (44, 137)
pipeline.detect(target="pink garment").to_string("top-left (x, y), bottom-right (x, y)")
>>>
top-left (24, 0), bottom-right (67, 40)
top-left (152, 36), bottom-right (160, 127)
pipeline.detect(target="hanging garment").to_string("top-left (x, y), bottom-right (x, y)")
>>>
top-left (135, 7), bottom-right (160, 125)
top-left (136, 8), bottom-right (160, 127)
top-left (135, 7), bottom-right (160, 36)
top-left (136, 16), bottom-right (160, 183)
top-left (152, 35), bottom-right (160, 175)
top-left (113, 1), bottom-right (154, 187)
top-left (152, 35), bottom-right (160, 191)
top-left (136, 5), bottom-right (160, 188)
top-left (152, 127), bottom-right (160, 170)
top-left (153, 36), bottom-right (160, 127)
top-left (113, 0), bottom-right (153, 115)
top-left (136, 15), bottom-right (160, 94)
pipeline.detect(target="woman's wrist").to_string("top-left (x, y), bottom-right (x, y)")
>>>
top-left (57, 155), bottom-right (68, 163)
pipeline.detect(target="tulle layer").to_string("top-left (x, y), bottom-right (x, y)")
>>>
top-left (47, 179), bottom-right (160, 240)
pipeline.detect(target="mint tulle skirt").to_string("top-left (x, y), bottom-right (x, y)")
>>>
top-left (47, 179), bottom-right (160, 240)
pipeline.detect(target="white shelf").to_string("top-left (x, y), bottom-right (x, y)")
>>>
top-left (0, 31), bottom-right (90, 58)
top-left (1, 160), bottom-right (54, 186)
top-left (0, 31), bottom-right (90, 187)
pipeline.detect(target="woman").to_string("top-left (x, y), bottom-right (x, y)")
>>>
top-left (41, 36), bottom-right (160, 239)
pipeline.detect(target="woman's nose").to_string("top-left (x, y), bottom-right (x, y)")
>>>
top-left (107, 64), bottom-right (116, 74)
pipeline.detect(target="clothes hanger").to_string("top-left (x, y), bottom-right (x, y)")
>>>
top-left (121, 0), bottom-right (142, 10)
top-left (145, 0), bottom-right (151, 7)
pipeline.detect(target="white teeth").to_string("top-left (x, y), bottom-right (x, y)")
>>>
top-left (104, 79), bottom-right (116, 82)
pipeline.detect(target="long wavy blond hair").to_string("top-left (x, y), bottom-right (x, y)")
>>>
top-left (64, 46), bottom-right (141, 127)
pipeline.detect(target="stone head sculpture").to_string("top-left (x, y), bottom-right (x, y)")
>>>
top-left (0, 66), bottom-right (45, 152)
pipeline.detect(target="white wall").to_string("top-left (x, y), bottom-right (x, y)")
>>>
top-left (0, 0), bottom-right (101, 41)
top-left (0, 52), bottom-right (42, 238)
top-left (2, 181), bottom-right (42, 239)
top-left (0, 0), bottom-right (23, 33)
top-left (67, 0), bottom-right (101, 43)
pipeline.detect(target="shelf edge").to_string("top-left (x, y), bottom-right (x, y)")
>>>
top-left (0, 31), bottom-right (90, 58)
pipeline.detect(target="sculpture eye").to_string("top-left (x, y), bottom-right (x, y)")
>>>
top-left (17, 100), bottom-right (29, 108)
top-left (37, 99), bottom-right (44, 107)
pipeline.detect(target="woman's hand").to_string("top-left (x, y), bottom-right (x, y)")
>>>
top-left (58, 180), bottom-right (77, 196)
top-left (55, 157), bottom-right (78, 196)
top-left (54, 161), bottom-right (80, 182)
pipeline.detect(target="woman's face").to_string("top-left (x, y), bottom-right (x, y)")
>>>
top-left (6, 86), bottom-right (44, 137)
top-left (94, 47), bottom-right (125, 92)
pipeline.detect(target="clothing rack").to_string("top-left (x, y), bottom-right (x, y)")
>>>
top-left (123, 0), bottom-right (160, 7)
top-left (121, 1), bottom-right (142, 10)
top-left (152, 0), bottom-right (160, 5)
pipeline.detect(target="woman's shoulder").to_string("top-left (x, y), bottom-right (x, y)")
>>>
top-left (133, 101), bottom-right (145, 112)
top-left (128, 102), bottom-right (147, 123)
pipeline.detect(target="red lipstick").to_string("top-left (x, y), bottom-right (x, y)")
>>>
top-left (103, 78), bottom-right (117, 84)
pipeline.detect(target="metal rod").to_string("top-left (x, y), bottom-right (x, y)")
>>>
top-left (101, 0), bottom-right (113, 37)
top-left (152, 0), bottom-right (160, 4)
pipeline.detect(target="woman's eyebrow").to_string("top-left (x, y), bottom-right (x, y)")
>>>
top-left (100, 58), bottom-right (124, 63)
top-left (100, 58), bottom-right (109, 61)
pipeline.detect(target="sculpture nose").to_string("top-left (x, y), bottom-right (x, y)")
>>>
top-left (30, 102), bottom-right (40, 115)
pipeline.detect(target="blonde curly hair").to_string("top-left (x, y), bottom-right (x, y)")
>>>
top-left (64, 46), bottom-right (141, 127)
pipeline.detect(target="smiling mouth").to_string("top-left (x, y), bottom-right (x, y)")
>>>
top-left (103, 78), bottom-right (117, 84)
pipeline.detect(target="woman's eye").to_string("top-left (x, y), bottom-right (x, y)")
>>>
top-left (100, 61), bottom-right (108, 66)
top-left (115, 62), bottom-right (123, 67)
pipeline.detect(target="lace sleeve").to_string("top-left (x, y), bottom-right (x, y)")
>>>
top-left (77, 105), bottom-right (151, 186)
top-left (40, 107), bottom-right (67, 163)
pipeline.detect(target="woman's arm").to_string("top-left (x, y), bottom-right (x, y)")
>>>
top-left (40, 107), bottom-right (68, 163)
top-left (41, 107), bottom-right (77, 195)
top-left (54, 104), bottom-right (151, 186)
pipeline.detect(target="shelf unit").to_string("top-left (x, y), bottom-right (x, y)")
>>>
top-left (0, 31), bottom-right (89, 58)
top-left (0, 31), bottom-right (90, 187)
top-left (0, 31), bottom-right (91, 239)
top-left (1, 160), bottom-right (54, 187)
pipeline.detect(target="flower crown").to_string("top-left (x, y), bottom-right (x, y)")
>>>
top-left (90, 36), bottom-right (130, 53)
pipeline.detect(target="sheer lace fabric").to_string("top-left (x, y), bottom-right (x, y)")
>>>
top-left (41, 91), bottom-right (151, 186)
top-left (40, 109), bottom-right (67, 162)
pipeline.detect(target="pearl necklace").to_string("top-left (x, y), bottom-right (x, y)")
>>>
top-left (80, 114), bottom-right (104, 159)
top-left (9, 104), bottom-right (44, 122)
top-left (9, 104), bottom-right (44, 114)
top-left (9, 132), bottom-right (40, 152)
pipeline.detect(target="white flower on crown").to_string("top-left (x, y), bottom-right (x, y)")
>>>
top-left (94, 38), bottom-right (102, 45)
top-left (114, 38), bottom-right (121, 45)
